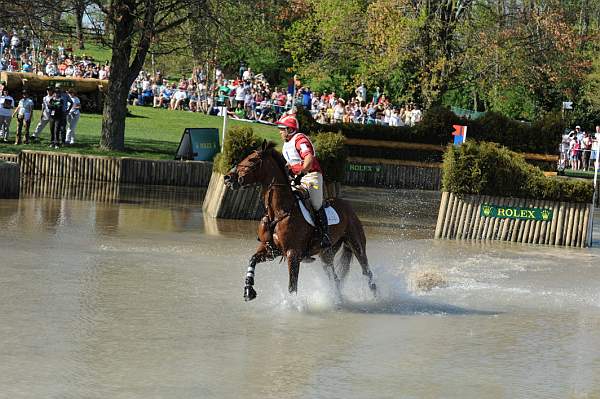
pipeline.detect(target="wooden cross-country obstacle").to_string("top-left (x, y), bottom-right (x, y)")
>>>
top-left (434, 192), bottom-right (593, 248)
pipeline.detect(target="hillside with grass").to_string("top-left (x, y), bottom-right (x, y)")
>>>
top-left (0, 107), bottom-right (279, 160)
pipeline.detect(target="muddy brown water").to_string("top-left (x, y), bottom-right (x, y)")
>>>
top-left (1, 181), bottom-right (599, 398)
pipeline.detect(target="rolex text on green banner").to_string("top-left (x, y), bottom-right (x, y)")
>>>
top-left (480, 203), bottom-right (553, 221)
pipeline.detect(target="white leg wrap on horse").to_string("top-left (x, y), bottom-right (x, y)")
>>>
top-left (246, 266), bottom-right (255, 279)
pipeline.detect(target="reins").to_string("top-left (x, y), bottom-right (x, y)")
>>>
top-left (264, 180), bottom-right (292, 228)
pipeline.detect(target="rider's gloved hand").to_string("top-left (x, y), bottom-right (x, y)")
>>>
top-left (293, 173), bottom-right (305, 186)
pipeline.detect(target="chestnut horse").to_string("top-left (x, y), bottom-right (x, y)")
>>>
top-left (224, 140), bottom-right (377, 301)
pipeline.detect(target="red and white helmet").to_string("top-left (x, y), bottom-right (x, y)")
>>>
top-left (276, 114), bottom-right (299, 133)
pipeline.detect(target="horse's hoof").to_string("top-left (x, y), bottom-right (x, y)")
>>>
top-left (244, 286), bottom-right (257, 301)
top-left (369, 283), bottom-right (377, 296)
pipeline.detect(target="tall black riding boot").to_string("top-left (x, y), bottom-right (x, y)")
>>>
top-left (317, 207), bottom-right (332, 248)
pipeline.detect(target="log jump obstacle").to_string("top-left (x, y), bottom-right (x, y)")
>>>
top-left (2, 150), bottom-right (214, 187)
top-left (434, 192), bottom-right (593, 248)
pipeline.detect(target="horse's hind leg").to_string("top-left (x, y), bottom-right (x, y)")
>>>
top-left (336, 243), bottom-right (353, 287)
top-left (348, 239), bottom-right (377, 296)
top-left (319, 241), bottom-right (342, 298)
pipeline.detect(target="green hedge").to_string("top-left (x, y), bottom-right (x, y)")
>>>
top-left (442, 141), bottom-right (592, 203)
top-left (306, 105), bottom-right (564, 155)
top-left (213, 125), bottom-right (347, 182)
top-left (213, 126), bottom-right (262, 175)
top-left (313, 132), bottom-right (347, 182)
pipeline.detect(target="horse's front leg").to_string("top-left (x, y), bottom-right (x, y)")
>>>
top-left (244, 243), bottom-right (268, 301)
top-left (287, 250), bottom-right (301, 294)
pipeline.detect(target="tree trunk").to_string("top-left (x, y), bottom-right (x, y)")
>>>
top-left (75, 1), bottom-right (85, 50)
top-left (100, 0), bottom-right (134, 151)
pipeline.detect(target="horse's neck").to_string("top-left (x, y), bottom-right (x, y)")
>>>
top-left (263, 185), bottom-right (294, 218)
top-left (262, 157), bottom-right (295, 218)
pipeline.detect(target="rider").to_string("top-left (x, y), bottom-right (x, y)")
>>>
top-left (277, 113), bottom-right (332, 248)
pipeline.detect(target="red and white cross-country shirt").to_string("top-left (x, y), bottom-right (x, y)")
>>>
top-left (282, 133), bottom-right (322, 175)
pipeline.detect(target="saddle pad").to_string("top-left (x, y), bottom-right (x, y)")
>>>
top-left (298, 201), bottom-right (340, 227)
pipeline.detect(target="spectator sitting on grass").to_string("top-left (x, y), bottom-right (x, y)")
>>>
top-left (171, 87), bottom-right (187, 110)
top-left (158, 84), bottom-right (173, 108)
top-left (228, 102), bottom-right (246, 119)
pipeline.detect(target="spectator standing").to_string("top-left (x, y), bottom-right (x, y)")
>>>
top-left (48, 89), bottom-right (65, 148)
top-left (0, 30), bottom-right (9, 55)
top-left (56, 84), bottom-right (72, 144)
top-left (10, 31), bottom-right (20, 58)
top-left (13, 90), bottom-right (34, 144)
top-left (234, 83), bottom-right (246, 108)
top-left (575, 125), bottom-right (584, 142)
top-left (0, 88), bottom-right (14, 142)
top-left (411, 105), bottom-right (422, 126)
top-left (242, 67), bottom-right (253, 81)
top-left (333, 101), bottom-right (344, 123)
top-left (355, 83), bottom-right (366, 103)
top-left (372, 87), bottom-right (380, 104)
top-left (301, 87), bottom-right (312, 109)
top-left (570, 133), bottom-right (581, 171)
top-left (32, 87), bottom-right (53, 142)
top-left (65, 89), bottom-right (80, 145)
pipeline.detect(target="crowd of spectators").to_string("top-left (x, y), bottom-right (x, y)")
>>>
top-left (128, 66), bottom-right (424, 127)
top-left (128, 67), bottom-right (298, 123)
top-left (0, 27), bottom-right (110, 79)
top-left (302, 85), bottom-right (423, 127)
top-left (560, 125), bottom-right (600, 171)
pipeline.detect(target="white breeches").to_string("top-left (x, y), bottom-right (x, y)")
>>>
top-left (301, 172), bottom-right (324, 210)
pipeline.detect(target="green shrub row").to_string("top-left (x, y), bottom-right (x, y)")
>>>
top-left (213, 126), bottom-right (262, 175)
top-left (442, 141), bottom-right (593, 203)
top-left (302, 105), bottom-right (564, 155)
top-left (312, 132), bottom-right (347, 182)
top-left (213, 126), bottom-right (347, 182)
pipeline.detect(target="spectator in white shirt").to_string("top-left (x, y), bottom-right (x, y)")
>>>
top-left (32, 87), bottom-right (53, 142)
top-left (13, 90), bottom-right (34, 144)
top-left (0, 88), bottom-right (14, 141)
top-left (65, 89), bottom-right (81, 145)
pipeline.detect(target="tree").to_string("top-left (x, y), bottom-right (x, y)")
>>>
top-left (284, 0), bottom-right (368, 96)
top-left (93, 0), bottom-right (195, 151)
top-left (74, 0), bottom-right (89, 49)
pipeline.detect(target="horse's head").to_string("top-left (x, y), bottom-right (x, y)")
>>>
top-left (224, 140), bottom-right (281, 189)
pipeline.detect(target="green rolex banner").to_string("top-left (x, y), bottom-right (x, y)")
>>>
top-left (480, 203), bottom-right (553, 221)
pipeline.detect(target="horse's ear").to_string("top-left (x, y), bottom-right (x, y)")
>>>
top-left (261, 139), bottom-right (268, 151)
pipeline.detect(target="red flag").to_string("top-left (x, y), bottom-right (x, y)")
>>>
top-left (452, 125), bottom-right (468, 145)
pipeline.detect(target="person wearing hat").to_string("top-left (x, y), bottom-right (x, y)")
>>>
top-left (12, 89), bottom-right (34, 144)
top-left (277, 113), bottom-right (332, 248)
top-left (0, 87), bottom-right (14, 142)
top-left (32, 87), bottom-right (54, 142)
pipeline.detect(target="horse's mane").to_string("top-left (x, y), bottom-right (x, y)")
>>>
top-left (261, 142), bottom-right (289, 180)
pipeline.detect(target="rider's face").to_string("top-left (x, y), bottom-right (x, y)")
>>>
top-left (279, 127), bottom-right (289, 141)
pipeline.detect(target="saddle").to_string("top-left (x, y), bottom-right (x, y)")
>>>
top-left (292, 185), bottom-right (315, 217)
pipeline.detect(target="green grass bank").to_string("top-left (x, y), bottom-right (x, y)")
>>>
top-left (0, 107), bottom-right (279, 160)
